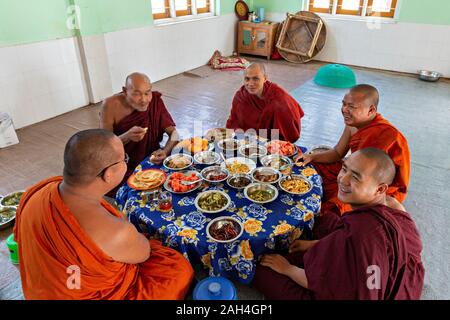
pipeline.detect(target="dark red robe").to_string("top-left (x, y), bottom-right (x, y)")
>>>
top-left (226, 81), bottom-right (304, 143)
top-left (316, 113), bottom-right (410, 215)
top-left (109, 92), bottom-right (175, 197)
top-left (252, 205), bottom-right (424, 300)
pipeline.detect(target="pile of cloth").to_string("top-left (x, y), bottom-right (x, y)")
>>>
top-left (208, 50), bottom-right (250, 71)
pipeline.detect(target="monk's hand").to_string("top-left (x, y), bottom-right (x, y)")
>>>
top-left (294, 153), bottom-right (313, 167)
top-left (150, 149), bottom-right (167, 164)
top-left (126, 126), bottom-right (148, 142)
top-left (260, 254), bottom-right (292, 275)
top-left (289, 240), bottom-right (311, 253)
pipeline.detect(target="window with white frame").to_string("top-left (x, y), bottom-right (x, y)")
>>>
top-left (307, 0), bottom-right (398, 18)
top-left (151, 0), bottom-right (214, 21)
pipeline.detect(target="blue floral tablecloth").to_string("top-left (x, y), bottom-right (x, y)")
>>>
top-left (116, 147), bottom-right (323, 284)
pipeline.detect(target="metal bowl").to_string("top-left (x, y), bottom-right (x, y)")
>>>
top-left (279, 175), bottom-right (313, 196)
top-left (0, 191), bottom-right (24, 208)
top-left (195, 190), bottom-right (231, 214)
top-left (227, 174), bottom-right (252, 190)
top-left (260, 155), bottom-right (293, 175)
top-left (238, 144), bottom-right (268, 159)
top-left (216, 138), bottom-right (242, 152)
top-left (200, 166), bottom-right (230, 184)
top-left (250, 167), bottom-right (282, 184)
top-left (418, 70), bottom-right (442, 82)
top-left (206, 216), bottom-right (243, 243)
top-left (307, 145), bottom-right (333, 155)
top-left (205, 128), bottom-right (235, 142)
top-left (221, 157), bottom-right (257, 175)
top-left (193, 151), bottom-right (221, 165)
top-left (265, 140), bottom-right (298, 158)
top-left (0, 206), bottom-right (16, 230)
top-left (244, 183), bottom-right (279, 204)
top-left (163, 154), bottom-right (193, 171)
top-left (164, 170), bottom-right (203, 194)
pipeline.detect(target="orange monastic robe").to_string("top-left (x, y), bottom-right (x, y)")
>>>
top-left (316, 114), bottom-right (410, 215)
top-left (14, 177), bottom-right (194, 300)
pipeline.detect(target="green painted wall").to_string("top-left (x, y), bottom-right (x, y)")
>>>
top-left (0, 0), bottom-right (234, 46)
top-left (0, 0), bottom-right (73, 46)
top-left (398, 0), bottom-right (450, 25)
top-left (252, 0), bottom-right (450, 25)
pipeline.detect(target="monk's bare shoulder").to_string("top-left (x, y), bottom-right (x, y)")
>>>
top-left (101, 94), bottom-right (126, 115)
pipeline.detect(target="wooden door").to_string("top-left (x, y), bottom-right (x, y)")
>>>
top-left (238, 23), bottom-right (254, 54)
top-left (252, 27), bottom-right (269, 56)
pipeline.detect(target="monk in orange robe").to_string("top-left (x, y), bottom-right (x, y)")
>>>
top-left (100, 72), bottom-right (179, 197)
top-left (226, 63), bottom-right (304, 143)
top-left (14, 129), bottom-right (193, 300)
top-left (296, 84), bottom-right (410, 218)
top-left (253, 148), bottom-right (424, 300)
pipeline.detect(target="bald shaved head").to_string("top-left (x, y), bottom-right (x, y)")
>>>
top-left (350, 84), bottom-right (379, 108)
top-left (245, 62), bottom-right (267, 77)
top-left (63, 129), bottom-right (121, 185)
top-left (125, 72), bottom-right (151, 89)
top-left (356, 147), bottom-right (396, 185)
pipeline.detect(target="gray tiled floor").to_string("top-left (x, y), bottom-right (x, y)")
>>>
top-left (1, 60), bottom-right (449, 299)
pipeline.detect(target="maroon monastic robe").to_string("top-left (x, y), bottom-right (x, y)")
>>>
top-left (108, 91), bottom-right (175, 197)
top-left (252, 205), bottom-right (424, 300)
top-left (226, 81), bottom-right (304, 143)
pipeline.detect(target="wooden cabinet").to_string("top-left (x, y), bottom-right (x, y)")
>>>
top-left (237, 21), bottom-right (279, 60)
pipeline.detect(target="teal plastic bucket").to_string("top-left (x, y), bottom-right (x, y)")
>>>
top-left (314, 64), bottom-right (357, 88)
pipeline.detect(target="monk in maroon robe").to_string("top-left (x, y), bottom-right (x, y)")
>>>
top-left (295, 84), bottom-right (410, 217)
top-left (252, 148), bottom-right (424, 300)
top-left (226, 63), bottom-right (304, 143)
top-left (100, 73), bottom-right (178, 196)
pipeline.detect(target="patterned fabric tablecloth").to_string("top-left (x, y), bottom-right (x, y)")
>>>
top-left (116, 148), bottom-right (323, 284)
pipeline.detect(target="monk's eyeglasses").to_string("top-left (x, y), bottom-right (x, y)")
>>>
top-left (97, 153), bottom-right (129, 178)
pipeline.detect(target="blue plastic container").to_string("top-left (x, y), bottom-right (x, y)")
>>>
top-left (257, 7), bottom-right (265, 21)
top-left (193, 277), bottom-right (237, 300)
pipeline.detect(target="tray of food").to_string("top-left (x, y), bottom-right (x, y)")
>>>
top-left (163, 154), bottom-right (193, 171)
top-left (128, 169), bottom-right (167, 190)
top-left (164, 170), bottom-right (203, 194)
top-left (206, 216), bottom-right (243, 243)
top-left (195, 190), bottom-right (231, 214)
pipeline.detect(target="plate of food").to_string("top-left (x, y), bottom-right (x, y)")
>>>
top-left (206, 216), bottom-right (243, 243)
top-left (227, 174), bottom-right (252, 190)
top-left (244, 183), bottom-right (278, 204)
top-left (279, 175), bottom-right (313, 195)
top-left (307, 145), bottom-right (333, 155)
top-left (164, 170), bottom-right (202, 194)
top-left (0, 206), bottom-right (16, 230)
top-left (216, 138), bottom-right (242, 153)
top-left (128, 169), bottom-right (167, 190)
top-left (163, 154), bottom-right (193, 171)
top-left (200, 166), bottom-right (229, 183)
top-left (266, 140), bottom-right (298, 158)
top-left (260, 155), bottom-right (293, 175)
top-left (221, 157), bottom-right (256, 175)
top-left (177, 137), bottom-right (212, 154)
top-left (250, 167), bottom-right (282, 184)
top-left (193, 151), bottom-right (221, 165)
top-left (238, 144), bottom-right (268, 159)
top-left (205, 128), bottom-right (235, 142)
top-left (195, 190), bottom-right (231, 214)
top-left (0, 191), bottom-right (24, 208)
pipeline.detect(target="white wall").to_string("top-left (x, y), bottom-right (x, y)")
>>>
top-left (0, 38), bottom-right (89, 129)
top-left (104, 14), bottom-right (237, 93)
top-left (268, 12), bottom-right (450, 78)
top-left (0, 13), bottom-right (237, 129)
